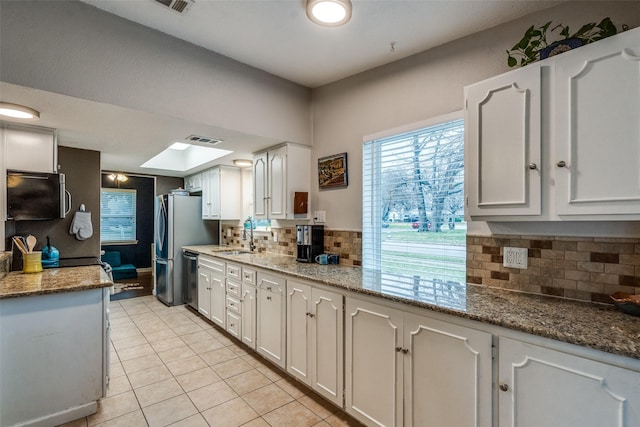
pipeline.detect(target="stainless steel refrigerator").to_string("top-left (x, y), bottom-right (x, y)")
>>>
top-left (155, 194), bottom-right (219, 306)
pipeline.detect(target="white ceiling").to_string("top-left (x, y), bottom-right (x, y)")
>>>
top-left (80, 0), bottom-right (561, 88)
top-left (4, 0), bottom-right (562, 177)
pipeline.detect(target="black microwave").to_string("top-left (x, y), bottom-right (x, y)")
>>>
top-left (6, 170), bottom-right (70, 221)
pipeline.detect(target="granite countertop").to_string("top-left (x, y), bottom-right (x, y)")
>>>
top-left (185, 245), bottom-right (640, 361)
top-left (0, 265), bottom-right (113, 299)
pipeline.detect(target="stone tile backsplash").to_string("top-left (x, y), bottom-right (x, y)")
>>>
top-left (220, 225), bottom-right (362, 267)
top-left (219, 225), bottom-right (640, 304)
top-left (467, 235), bottom-right (640, 303)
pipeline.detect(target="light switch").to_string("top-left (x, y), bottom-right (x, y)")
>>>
top-left (503, 247), bottom-right (528, 269)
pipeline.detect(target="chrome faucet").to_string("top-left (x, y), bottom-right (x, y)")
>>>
top-left (243, 216), bottom-right (256, 252)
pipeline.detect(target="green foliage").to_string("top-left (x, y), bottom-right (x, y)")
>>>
top-left (506, 18), bottom-right (625, 68)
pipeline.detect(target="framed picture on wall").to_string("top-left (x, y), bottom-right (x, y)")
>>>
top-left (318, 152), bottom-right (348, 190)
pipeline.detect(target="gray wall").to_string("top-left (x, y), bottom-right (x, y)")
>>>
top-left (0, 0), bottom-right (312, 146)
top-left (310, 1), bottom-right (640, 233)
top-left (6, 147), bottom-right (102, 259)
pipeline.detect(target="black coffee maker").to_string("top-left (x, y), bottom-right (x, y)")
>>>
top-left (296, 224), bottom-right (324, 263)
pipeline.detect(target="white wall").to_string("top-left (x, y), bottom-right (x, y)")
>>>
top-left (310, 1), bottom-right (640, 233)
top-left (0, 1), bottom-right (311, 146)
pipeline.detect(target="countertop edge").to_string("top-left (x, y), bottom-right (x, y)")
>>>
top-left (0, 266), bottom-right (113, 300)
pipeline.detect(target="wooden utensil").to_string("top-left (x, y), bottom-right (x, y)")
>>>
top-left (12, 237), bottom-right (28, 254)
top-left (26, 235), bottom-right (37, 253)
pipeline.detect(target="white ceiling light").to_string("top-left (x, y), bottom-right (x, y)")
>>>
top-left (0, 102), bottom-right (40, 120)
top-left (306, 0), bottom-right (352, 27)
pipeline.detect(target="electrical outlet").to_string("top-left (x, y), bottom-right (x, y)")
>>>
top-left (315, 210), bottom-right (327, 223)
top-left (503, 247), bottom-right (528, 269)
top-left (226, 228), bottom-right (232, 238)
top-left (273, 231), bottom-right (278, 242)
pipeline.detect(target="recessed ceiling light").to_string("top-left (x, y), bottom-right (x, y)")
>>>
top-left (306, 0), bottom-right (352, 27)
top-left (0, 102), bottom-right (40, 120)
top-left (170, 142), bottom-right (191, 150)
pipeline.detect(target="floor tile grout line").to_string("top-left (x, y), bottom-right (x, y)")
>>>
top-left (104, 297), bottom-right (353, 427)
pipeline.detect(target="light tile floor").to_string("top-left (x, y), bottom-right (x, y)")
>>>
top-left (58, 295), bottom-right (363, 427)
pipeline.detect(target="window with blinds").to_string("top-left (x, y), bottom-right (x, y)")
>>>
top-left (100, 188), bottom-right (137, 243)
top-left (362, 114), bottom-right (466, 308)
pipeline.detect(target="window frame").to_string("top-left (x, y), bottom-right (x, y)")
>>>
top-left (362, 110), bottom-right (465, 278)
top-left (100, 187), bottom-right (138, 245)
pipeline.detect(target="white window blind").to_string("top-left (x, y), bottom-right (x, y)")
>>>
top-left (363, 115), bottom-right (466, 308)
top-left (100, 188), bottom-right (137, 243)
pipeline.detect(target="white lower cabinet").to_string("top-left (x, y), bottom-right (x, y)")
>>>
top-left (256, 271), bottom-right (286, 369)
top-left (286, 280), bottom-right (344, 407)
top-left (240, 282), bottom-right (257, 349)
top-left (198, 255), bottom-right (225, 327)
top-left (498, 337), bottom-right (640, 427)
top-left (345, 296), bottom-right (493, 427)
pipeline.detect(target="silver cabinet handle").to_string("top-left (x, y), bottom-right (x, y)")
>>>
top-left (395, 347), bottom-right (402, 352)
top-left (528, 163), bottom-right (537, 170)
top-left (499, 383), bottom-right (509, 392)
top-left (557, 160), bottom-right (567, 168)
top-left (266, 296), bottom-right (272, 301)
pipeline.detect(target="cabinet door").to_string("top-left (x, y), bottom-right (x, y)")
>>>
top-left (310, 287), bottom-right (343, 407)
top-left (240, 284), bottom-right (256, 349)
top-left (197, 268), bottom-right (211, 318)
top-left (253, 152), bottom-right (268, 219)
top-left (499, 337), bottom-right (640, 427)
top-left (4, 125), bottom-right (57, 173)
top-left (201, 170), bottom-right (212, 219)
top-left (256, 273), bottom-right (286, 369)
top-left (208, 167), bottom-right (221, 218)
top-left (226, 309), bottom-right (241, 339)
top-left (209, 272), bottom-right (226, 328)
top-left (404, 313), bottom-right (492, 427)
top-left (465, 65), bottom-right (542, 217)
top-left (345, 297), bottom-right (404, 427)
top-left (554, 32), bottom-right (640, 215)
top-left (286, 281), bottom-right (311, 384)
top-left (268, 146), bottom-right (287, 219)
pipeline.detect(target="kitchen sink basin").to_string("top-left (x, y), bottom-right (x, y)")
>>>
top-left (215, 250), bottom-right (252, 256)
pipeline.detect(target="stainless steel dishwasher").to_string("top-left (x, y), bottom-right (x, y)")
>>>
top-left (182, 251), bottom-right (199, 310)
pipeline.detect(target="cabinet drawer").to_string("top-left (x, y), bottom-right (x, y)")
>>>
top-left (226, 295), bottom-right (241, 314)
top-left (198, 256), bottom-right (224, 273)
top-left (226, 310), bottom-right (241, 338)
top-left (226, 279), bottom-right (242, 299)
top-left (242, 268), bottom-right (256, 286)
top-left (226, 263), bottom-right (242, 280)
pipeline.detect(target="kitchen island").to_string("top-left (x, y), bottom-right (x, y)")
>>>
top-left (0, 265), bottom-right (112, 427)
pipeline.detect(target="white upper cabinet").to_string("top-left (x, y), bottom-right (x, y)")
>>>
top-left (184, 173), bottom-right (202, 193)
top-left (554, 30), bottom-right (640, 216)
top-left (465, 26), bottom-right (640, 220)
top-left (465, 64), bottom-right (542, 217)
top-left (201, 166), bottom-right (242, 220)
top-left (3, 123), bottom-right (57, 173)
top-left (253, 143), bottom-right (310, 220)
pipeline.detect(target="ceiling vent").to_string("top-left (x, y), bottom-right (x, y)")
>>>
top-left (152, 0), bottom-right (194, 14)
top-left (186, 134), bottom-right (223, 145)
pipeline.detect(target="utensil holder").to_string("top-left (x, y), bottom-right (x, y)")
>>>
top-left (23, 252), bottom-right (43, 273)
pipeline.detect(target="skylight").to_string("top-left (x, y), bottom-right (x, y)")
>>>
top-left (141, 144), bottom-right (232, 172)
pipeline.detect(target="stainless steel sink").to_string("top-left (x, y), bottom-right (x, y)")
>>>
top-left (215, 250), bottom-right (251, 256)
